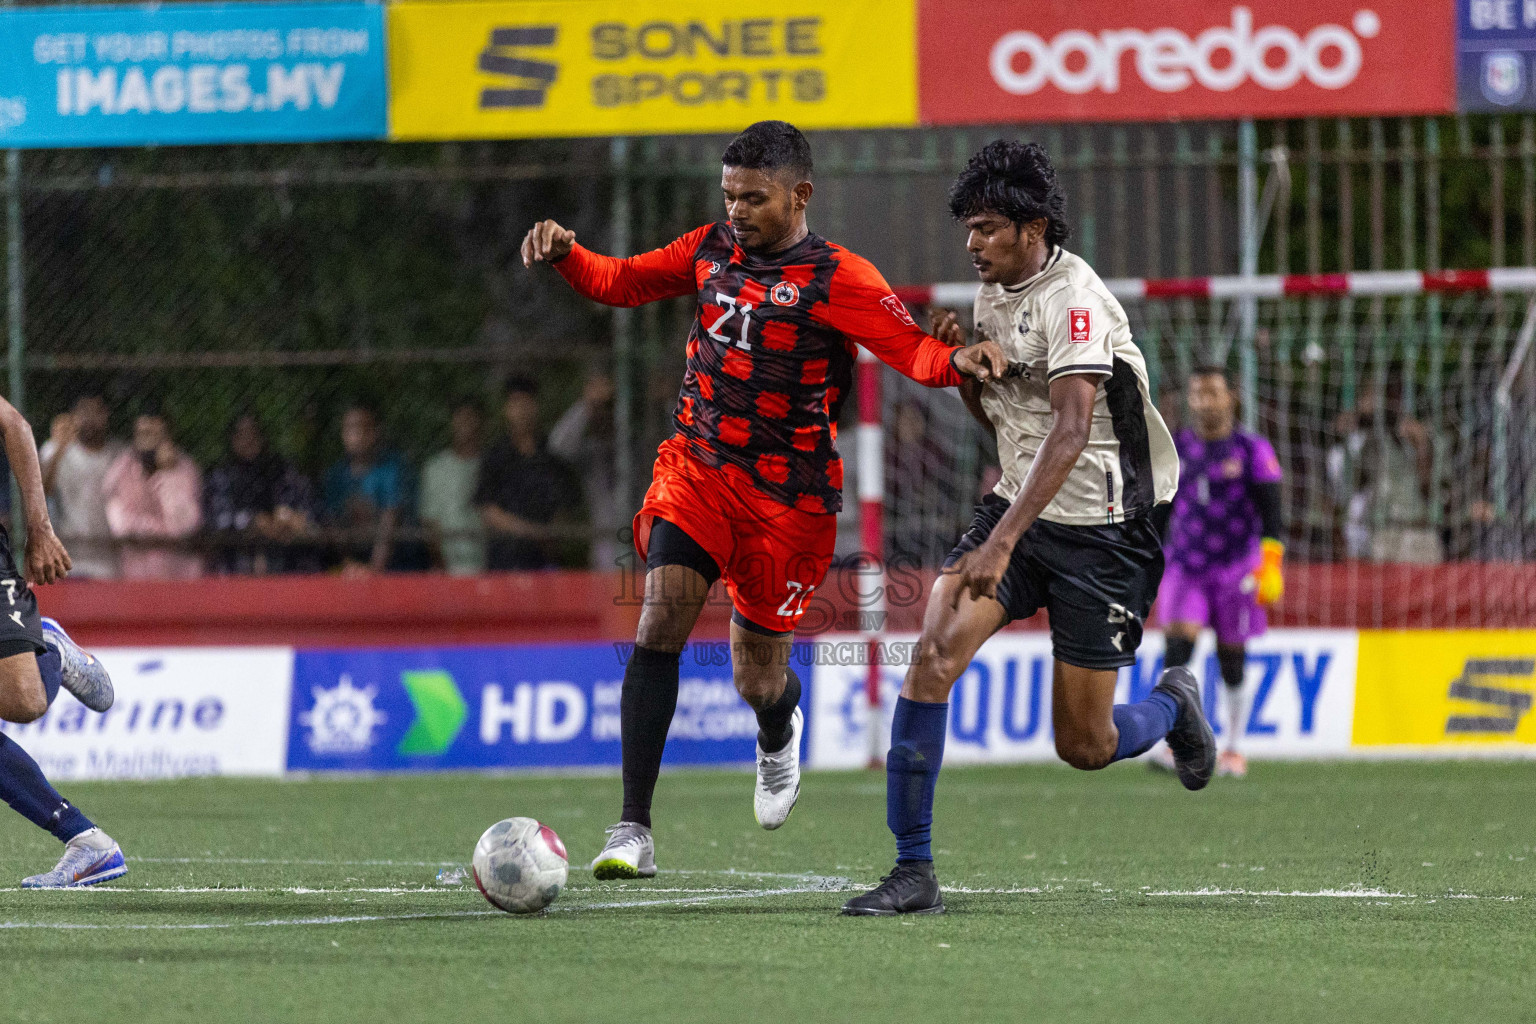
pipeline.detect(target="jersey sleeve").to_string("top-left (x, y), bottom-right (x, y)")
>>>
top-left (823, 253), bottom-right (962, 388)
top-left (1247, 434), bottom-right (1284, 484)
top-left (1041, 285), bottom-right (1115, 383)
top-left (554, 224), bottom-right (711, 308)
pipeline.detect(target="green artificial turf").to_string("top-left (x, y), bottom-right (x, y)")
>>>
top-left (0, 762), bottom-right (1531, 1023)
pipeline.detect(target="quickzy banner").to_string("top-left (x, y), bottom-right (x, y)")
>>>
top-left (387, 0), bottom-right (917, 139)
top-left (918, 1), bottom-right (1455, 123)
top-left (0, 2), bottom-right (386, 148)
top-left (808, 630), bottom-right (1359, 768)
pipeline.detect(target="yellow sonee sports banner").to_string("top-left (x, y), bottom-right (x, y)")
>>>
top-left (388, 1), bottom-right (917, 140)
top-left (1354, 630), bottom-right (1536, 747)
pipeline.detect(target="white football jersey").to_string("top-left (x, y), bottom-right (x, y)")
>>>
top-left (973, 246), bottom-right (1178, 526)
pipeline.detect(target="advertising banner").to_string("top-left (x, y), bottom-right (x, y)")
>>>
top-left (808, 629), bottom-right (1358, 768)
top-left (287, 641), bottom-right (810, 772)
top-left (0, 647), bottom-right (294, 780)
top-left (0, 2), bottom-right (387, 148)
top-left (1456, 0), bottom-right (1536, 109)
top-left (387, 0), bottom-right (917, 140)
top-left (917, 1), bottom-right (1455, 125)
top-left (1354, 630), bottom-right (1536, 750)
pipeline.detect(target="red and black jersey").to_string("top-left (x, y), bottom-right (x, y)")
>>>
top-left (556, 222), bottom-right (961, 513)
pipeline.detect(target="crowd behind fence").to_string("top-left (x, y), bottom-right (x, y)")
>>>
top-left (4, 117), bottom-right (1536, 577)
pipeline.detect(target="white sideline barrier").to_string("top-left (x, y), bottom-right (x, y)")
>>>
top-left (0, 648), bottom-right (294, 780)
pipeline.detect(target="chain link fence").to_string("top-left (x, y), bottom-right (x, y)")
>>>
top-left (2, 117), bottom-right (1535, 578)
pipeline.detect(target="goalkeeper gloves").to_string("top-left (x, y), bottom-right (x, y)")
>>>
top-left (1248, 538), bottom-right (1285, 607)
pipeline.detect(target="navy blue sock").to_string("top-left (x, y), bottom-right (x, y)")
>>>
top-left (37, 647), bottom-right (61, 707)
top-left (0, 733), bottom-right (93, 841)
top-left (886, 696), bottom-right (948, 863)
top-left (1111, 690), bottom-right (1179, 762)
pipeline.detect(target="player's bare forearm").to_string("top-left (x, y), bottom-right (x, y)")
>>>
top-left (0, 399), bottom-right (71, 583)
top-left (983, 375), bottom-right (1095, 550)
top-left (947, 375), bottom-right (1093, 607)
top-left (0, 401), bottom-right (53, 533)
top-left (958, 378), bottom-right (995, 440)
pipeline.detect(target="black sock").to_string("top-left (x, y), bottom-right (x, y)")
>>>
top-left (755, 667), bottom-right (802, 753)
top-left (620, 645), bottom-right (681, 829)
top-left (1217, 644), bottom-right (1247, 689)
top-left (1164, 634), bottom-right (1195, 668)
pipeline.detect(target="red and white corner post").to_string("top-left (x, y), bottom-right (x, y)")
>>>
top-left (855, 348), bottom-right (886, 769)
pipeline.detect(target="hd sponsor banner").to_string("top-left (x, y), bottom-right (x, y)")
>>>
top-left (808, 629), bottom-right (1357, 768)
top-left (0, 647), bottom-right (293, 780)
top-left (387, 0), bottom-right (916, 140)
top-left (918, 1), bottom-right (1455, 124)
top-left (287, 642), bottom-right (810, 772)
top-left (0, 2), bottom-right (386, 148)
top-left (1457, 0), bottom-right (1536, 109)
top-left (1354, 630), bottom-right (1536, 750)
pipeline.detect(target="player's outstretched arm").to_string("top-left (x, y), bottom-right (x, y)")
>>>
top-left (946, 374), bottom-right (1095, 606)
top-left (523, 220), bottom-right (709, 309)
top-left (0, 397), bottom-right (70, 584)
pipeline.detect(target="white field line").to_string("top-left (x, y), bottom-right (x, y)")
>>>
top-left (0, 885), bottom-right (779, 896)
top-left (1144, 887), bottom-right (1418, 898)
top-left (126, 857), bottom-right (462, 868)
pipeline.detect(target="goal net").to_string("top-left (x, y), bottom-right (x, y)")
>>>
top-left (867, 274), bottom-right (1536, 629)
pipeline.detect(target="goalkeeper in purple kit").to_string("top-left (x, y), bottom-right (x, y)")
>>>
top-left (1156, 365), bottom-right (1284, 779)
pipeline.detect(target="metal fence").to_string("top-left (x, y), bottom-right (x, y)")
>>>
top-left (2, 115), bottom-right (1534, 575)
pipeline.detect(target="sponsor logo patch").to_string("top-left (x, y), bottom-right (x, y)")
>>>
top-left (1069, 307), bottom-right (1091, 343)
top-left (880, 294), bottom-right (916, 326)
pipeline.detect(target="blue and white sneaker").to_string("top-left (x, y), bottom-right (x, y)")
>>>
top-left (40, 616), bottom-right (113, 713)
top-left (21, 829), bottom-right (127, 888)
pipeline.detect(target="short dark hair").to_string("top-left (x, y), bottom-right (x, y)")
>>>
top-left (948, 140), bottom-right (1071, 247)
top-left (721, 120), bottom-right (813, 182)
top-left (503, 376), bottom-right (538, 399)
top-left (1190, 364), bottom-right (1233, 385)
top-left (343, 398), bottom-right (380, 421)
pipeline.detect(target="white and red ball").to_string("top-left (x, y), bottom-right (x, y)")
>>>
top-left (471, 817), bottom-right (568, 914)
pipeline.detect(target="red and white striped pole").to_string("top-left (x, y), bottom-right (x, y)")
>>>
top-left (893, 267), bottom-right (1536, 307)
top-left (855, 347), bottom-right (886, 770)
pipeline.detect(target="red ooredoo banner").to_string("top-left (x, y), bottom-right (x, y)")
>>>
top-left (918, 1), bottom-right (1454, 123)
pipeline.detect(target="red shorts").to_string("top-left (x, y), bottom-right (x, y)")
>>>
top-left (634, 437), bottom-right (836, 633)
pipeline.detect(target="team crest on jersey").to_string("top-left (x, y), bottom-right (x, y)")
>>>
top-left (880, 294), bottom-right (916, 326)
top-left (770, 281), bottom-right (800, 306)
top-left (1069, 308), bottom-right (1091, 343)
top-left (1016, 309), bottom-right (1032, 336)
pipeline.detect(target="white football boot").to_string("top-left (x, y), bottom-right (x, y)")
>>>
top-left (590, 822), bottom-right (657, 880)
top-left (21, 828), bottom-right (127, 888)
top-left (753, 705), bottom-right (803, 830)
top-left (41, 617), bottom-right (114, 713)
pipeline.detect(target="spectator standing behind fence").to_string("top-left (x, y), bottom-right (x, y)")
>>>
top-left (419, 401), bottom-right (487, 575)
top-left (476, 378), bottom-right (576, 571)
top-left (549, 374), bottom-right (619, 570)
top-left (322, 403), bottom-right (408, 575)
top-left (102, 408), bottom-right (203, 579)
top-left (40, 394), bottom-right (124, 579)
top-left (205, 414), bottom-right (316, 575)
top-left (1326, 387), bottom-right (1444, 564)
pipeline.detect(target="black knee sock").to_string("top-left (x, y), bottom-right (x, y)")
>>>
top-left (1164, 634), bottom-right (1195, 668)
top-left (755, 668), bottom-right (802, 753)
top-left (620, 645), bottom-right (681, 829)
top-left (1217, 644), bottom-right (1247, 689)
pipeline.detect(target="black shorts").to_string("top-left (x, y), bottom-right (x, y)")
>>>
top-left (945, 495), bottom-right (1169, 670)
top-left (0, 532), bottom-right (45, 660)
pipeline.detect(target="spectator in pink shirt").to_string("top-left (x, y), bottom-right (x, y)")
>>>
top-left (102, 409), bottom-right (203, 579)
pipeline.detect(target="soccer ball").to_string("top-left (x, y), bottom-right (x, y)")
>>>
top-left (471, 817), bottom-right (569, 914)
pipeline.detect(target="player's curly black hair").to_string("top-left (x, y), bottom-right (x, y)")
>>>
top-left (948, 140), bottom-right (1071, 246)
top-left (721, 120), bottom-right (813, 182)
